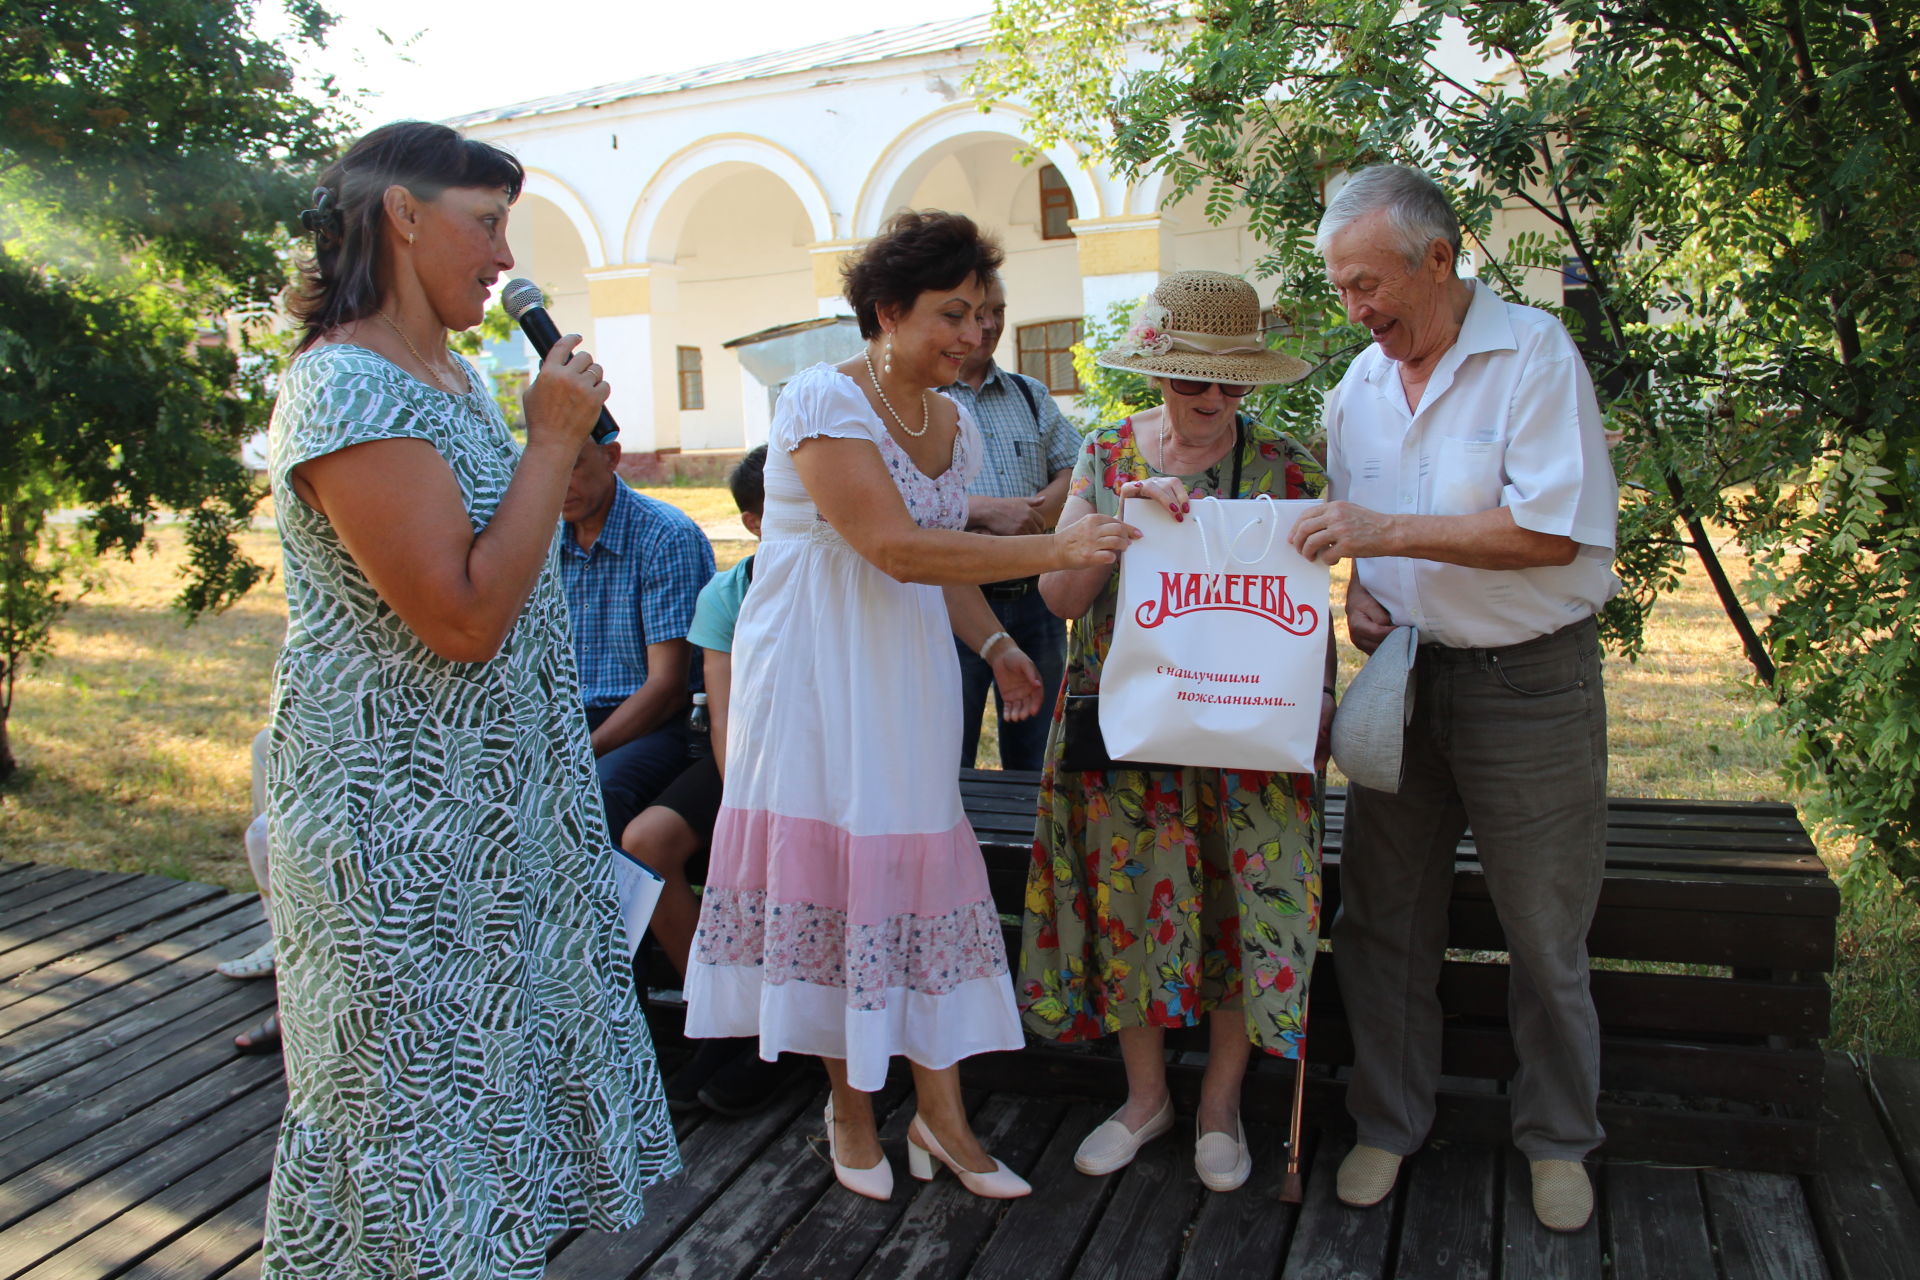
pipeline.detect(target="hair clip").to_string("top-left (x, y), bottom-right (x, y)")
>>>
top-left (299, 186), bottom-right (343, 241)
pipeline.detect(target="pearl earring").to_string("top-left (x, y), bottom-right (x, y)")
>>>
top-left (407, 232), bottom-right (416, 245)
top-left (883, 336), bottom-right (892, 376)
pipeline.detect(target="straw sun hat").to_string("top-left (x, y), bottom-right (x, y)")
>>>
top-left (1095, 271), bottom-right (1310, 386)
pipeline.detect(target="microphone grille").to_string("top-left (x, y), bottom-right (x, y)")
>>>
top-left (501, 278), bottom-right (545, 320)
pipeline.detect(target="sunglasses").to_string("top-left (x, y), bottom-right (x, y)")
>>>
top-left (1166, 378), bottom-right (1253, 398)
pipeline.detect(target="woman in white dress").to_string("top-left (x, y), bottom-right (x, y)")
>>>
top-left (685, 212), bottom-right (1134, 1201)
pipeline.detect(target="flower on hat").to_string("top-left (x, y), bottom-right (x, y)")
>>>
top-left (1110, 298), bottom-right (1174, 358)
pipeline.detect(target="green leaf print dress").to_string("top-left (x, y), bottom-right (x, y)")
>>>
top-left (1018, 415), bottom-right (1324, 1058)
top-left (263, 346), bottom-right (678, 1279)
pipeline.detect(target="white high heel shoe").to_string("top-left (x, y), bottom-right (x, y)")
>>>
top-left (825, 1100), bottom-right (893, 1200)
top-left (906, 1115), bottom-right (1031, 1199)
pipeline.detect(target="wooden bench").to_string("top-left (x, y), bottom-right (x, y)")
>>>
top-left (955, 768), bottom-right (1838, 1173)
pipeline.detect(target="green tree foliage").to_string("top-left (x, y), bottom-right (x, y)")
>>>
top-left (979, 0), bottom-right (1920, 880)
top-left (0, 0), bottom-right (345, 779)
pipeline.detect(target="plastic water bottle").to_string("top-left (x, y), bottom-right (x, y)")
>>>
top-left (688, 692), bottom-right (711, 758)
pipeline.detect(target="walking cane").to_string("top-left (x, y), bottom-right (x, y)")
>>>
top-left (1279, 991), bottom-right (1309, 1203)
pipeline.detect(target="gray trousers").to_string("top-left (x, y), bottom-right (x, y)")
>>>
top-left (1335, 616), bottom-right (1607, 1161)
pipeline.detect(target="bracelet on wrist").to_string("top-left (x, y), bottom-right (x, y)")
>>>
top-left (1323, 685), bottom-right (1338, 697)
top-left (979, 631), bottom-right (1013, 660)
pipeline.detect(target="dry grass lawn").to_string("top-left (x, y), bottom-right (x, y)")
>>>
top-left (3, 490), bottom-right (1912, 1054)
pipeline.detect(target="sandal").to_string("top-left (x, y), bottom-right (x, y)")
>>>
top-left (233, 1010), bottom-right (282, 1055)
top-left (215, 939), bottom-right (276, 980)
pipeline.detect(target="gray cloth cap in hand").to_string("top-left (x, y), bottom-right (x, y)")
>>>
top-left (1331, 625), bottom-right (1418, 794)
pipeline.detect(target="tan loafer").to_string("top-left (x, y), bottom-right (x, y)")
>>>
top-left (1336, 1143), bottom-right (1403, 1207)
top-left (1074, 1099), bottom-right (1174, 1176)
top-left (1194, 1119), bottom-right (1252, 1192)
top-left (1530, 1159), bottom-right (1593, 1232)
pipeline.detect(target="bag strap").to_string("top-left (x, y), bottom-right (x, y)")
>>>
top-left (1011, 372), bottom-right (1041, 424)
top-left (1228, 413), bottom-right (1246, 499)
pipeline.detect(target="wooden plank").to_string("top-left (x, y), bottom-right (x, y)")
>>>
top-left (1807, 1053), bottom-right (1920, 1280)
top-left (1391, 1141), bottom-right (1495, 1280)
top-left (966, 1101), bottom-right (1115, 1280)
top-left (751, 1091), bottom-right (923, 1279)
top-left (0, 1057), bottom-right (282, 1227)
top-left (1176, 1121), bottom-right (1300, 1279)
top-left (1498, 1152), bottom-right (1601, 1278)
top-left (219, 1250), bottom-right (263, 1280)
top-left (1301, 1016), bottom-right (1823, 1110)
top-left (0, 869), bottom-right (101, 923)
top-left (0, 878), bottom-right (225, 984)
top-left (638, 1079), bottom-right (909, 1280)
top-left (1279, 1136), bottom-right (1396, 1280)
top-left (1068, 1110), bottom-right (1202, 1280)
top-left (0, 893), bottom-right (259, 1015)
top-left (0, 865), bottom-right (85, 903)
top-left (117, 1178), bottom-right (273, 1280)
top-left (546, 1075), bottom-right (817, 1279)
top-left (1444, 900), bottom-right (1833, 970)
top-left (856, 1092), bottom-right (1064, 1280)
top-left (0, 1085), bottom-right (281, 1276)
top-left (1702, 1169), bottom-right (1828, 1280)
top-left (0, 874), bottom-right (171, 964)
top-left (0, 921), bottom-right (268, 1080)
top-left (11, 1126), bottom-right (274, 1280)
top-left (1863, 1055), bottom-right (1920, 1206)
top-left (0, 978), bottom-right (277, 1143)
top-left (1603, 1164), bottom-right (1714, 1280)
top-left (1309, 954), bottom-right (1830, 1041)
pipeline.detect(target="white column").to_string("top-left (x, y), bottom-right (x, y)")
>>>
top-left (585, 262), bottom-right (681, 454)
top-left (809, 240), bottom-right (860, 317)
top-left (1069, 216), bottom-right (1169, 324)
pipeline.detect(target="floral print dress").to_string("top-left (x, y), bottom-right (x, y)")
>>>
top-left (1018, 416), bottom-right (1324, 1058)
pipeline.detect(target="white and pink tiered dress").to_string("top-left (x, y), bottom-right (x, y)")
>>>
top-left (685, 363), bottom-right (1024, 1090)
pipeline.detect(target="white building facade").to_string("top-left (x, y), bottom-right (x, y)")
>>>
top-left (454, 15), bottom-right (1548, 458)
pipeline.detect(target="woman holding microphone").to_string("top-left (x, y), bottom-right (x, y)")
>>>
top-left (265, 121), bottom-right (677, 1278)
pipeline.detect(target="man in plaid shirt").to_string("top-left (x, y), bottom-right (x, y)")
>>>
top-left (561, 439), bottom-right (716, 844)
top-left (942, 275), bottom-right (1081, 770)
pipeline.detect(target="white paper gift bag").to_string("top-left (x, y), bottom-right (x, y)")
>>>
top-left (1099, 496), bottom-right (1331, 774)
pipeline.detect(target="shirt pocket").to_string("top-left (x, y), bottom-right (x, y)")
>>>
top-left (1429, 434), bottom-right (1505, 517)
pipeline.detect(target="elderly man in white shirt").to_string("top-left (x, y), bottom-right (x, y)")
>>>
top-left (1288, 164), bottom-right (1619, 1234)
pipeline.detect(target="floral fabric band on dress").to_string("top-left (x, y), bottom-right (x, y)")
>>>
top-left (1107, 298), bottom-right (1266, 359)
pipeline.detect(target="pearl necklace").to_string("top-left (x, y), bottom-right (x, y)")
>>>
top-left (863, 348), bottom-right (929, 438)
top-left (378, 311), bottom-right (460, 394)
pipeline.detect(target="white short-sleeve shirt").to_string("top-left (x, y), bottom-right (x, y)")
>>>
top-left (1324, 279), bottom-right (1620, 649)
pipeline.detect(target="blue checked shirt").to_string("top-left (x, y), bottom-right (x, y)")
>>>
top-left (560, 482), bottom-right (715, 709)
top-left (942, 362), bottom-right (1081, 499)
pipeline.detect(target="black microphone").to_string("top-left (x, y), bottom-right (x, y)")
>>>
top-left (501, 278), bottom-right (619, 443)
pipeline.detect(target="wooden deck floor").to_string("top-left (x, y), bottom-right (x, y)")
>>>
top-left (4, 861), bottom-right (1919, 1280)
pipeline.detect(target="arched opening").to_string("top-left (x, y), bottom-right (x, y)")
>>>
top-left (663, 165), bottom-right (816, 451)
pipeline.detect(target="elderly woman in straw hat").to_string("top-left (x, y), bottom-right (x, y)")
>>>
top-left (1017, 270), bottom-right (1330, 1193)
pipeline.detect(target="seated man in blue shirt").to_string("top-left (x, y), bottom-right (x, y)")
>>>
top-left (560, 438), bottom-right (716, 845)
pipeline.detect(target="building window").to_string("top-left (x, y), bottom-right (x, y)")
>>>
top-left (677, 346), bottom-right (704, 411)
top-left (1016, 319), bottom-right (1083, 394)
top-left (1039, 164), bottom-right (1077, 240)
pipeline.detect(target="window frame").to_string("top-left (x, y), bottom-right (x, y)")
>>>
top-left (1038, 164), bottom-right (1078, 241)
top-left (676, 345), bottom-right (704, 412)
top-left (1015, 318), bottom-right (1084, 395)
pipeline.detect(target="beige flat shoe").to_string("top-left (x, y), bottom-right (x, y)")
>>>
top-left (215, 939), bottom-right (276, 980)
top-left (1073, 1098), bottom-right (1174, 1176)
top-left (1194, 1119), bottom-right (1252, 1192)
top-left (1530, 1159), bottom-right (1593, 1232)
top-left (1336, 1143), bottom-right (1403, 1207)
